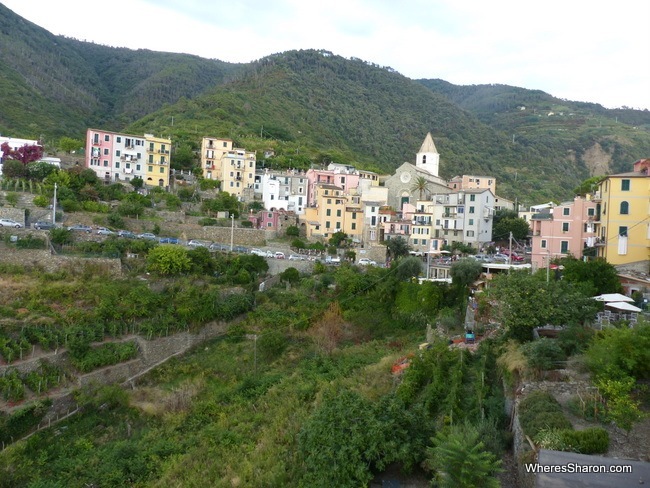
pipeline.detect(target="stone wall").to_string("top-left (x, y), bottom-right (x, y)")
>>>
top-left (0, 245), bottom-right (122, 276)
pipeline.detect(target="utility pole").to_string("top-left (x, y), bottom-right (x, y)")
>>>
top-left (52, 183), bottom-right (57, 225)
top-left (508, 231), bottom-right (513, 273)
top-left (230, 214), bottom-right (235, 251)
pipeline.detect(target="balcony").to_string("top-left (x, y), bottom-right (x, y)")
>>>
top-left (591, 192), bottom-right (602, 202)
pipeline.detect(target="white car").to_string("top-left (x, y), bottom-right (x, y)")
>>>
top-left (188, 239), bottom-right (207, 248)
top-left (250, 248), bottom-right (266, 257)
top-left (0, 218), bottom-right (23, 228)
top-left (288, 254), bottom-right (305, 261)
top-left (96, 227), bottom-right (115, 235)
top-left (325, 255), bottom-right (341, 264)
top-left (358, 258), bottom-right (377, 266)
top-left (274, 251), bottom-right (286, 259)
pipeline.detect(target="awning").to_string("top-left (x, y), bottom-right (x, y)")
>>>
top-left (592, 293), bottom-right (634, 303)
top-left (605, 301), bottom-right (642, 312)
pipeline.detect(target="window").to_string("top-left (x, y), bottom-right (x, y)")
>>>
top-left (223, 141), bottom-right (227, 147)
top-left (136, 164), bottom-right (140, 171)
top-left (619, 226), bottom-right (628, 236)
top-left (620, 201), bottom-right (629, 214)
top-left (466, 230), bottom-right (475, 237)
top-left (116, 150), bottom-right (121, 157)
top-left (469, 206), bottom-right (475, 214)
top-left (160, 167), bottom-right (165, 173)
top-left (541, 239), bottom-right (547, 249)
top-left (115, 162), bottom-right (120, 168)
top-left (560, 241), bottom-right (569, 253)
top-left (588, 208), bottom-right (595, 216)
top-left (126, 163), bottom-right (131, 169)
top-left (563, 208), bottom-right (570, 216)
top-left (469, 219), bottom-right (474, 225)
top-left (621, 179), bottom-right (630, 191)
top-left (351, 223), bottom-right (356, 230)
top-left (149, 155), bottom-right (154, 163)
top-left (148, 165), bottom-right (153, 172)
top-left (336, 210), bottom-right (341, 217)
top-left (104, 135), bottom-right (110, 142)
top-left (352, 212), bottom-right (356, 219)
top-left (93, 134), bottom-right (99, 144)
top-left (116, 136), bottom-right (121, 143)
top-left (326, 209), bottom-right (331, 216)
top-left (470, 195), bottom-right (476, 202)
top-left (562, 222), bottom-right (569, 232)
top-left (103, 148), bottom-right (109, 155)
top-left (103, 160), bottom-right (108, 167)
top-left (149, 143), bottom-right (154, 151)
top-left (326, 221), bottom-right (330, 229)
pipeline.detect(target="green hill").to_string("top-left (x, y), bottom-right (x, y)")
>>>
top-left (1, 4), bottom-right (649, 203)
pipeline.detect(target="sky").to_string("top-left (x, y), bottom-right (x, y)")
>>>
top-left (3, 0), bottom-right (649, 110)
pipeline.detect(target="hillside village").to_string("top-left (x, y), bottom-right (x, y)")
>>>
top-left (2, 130), bottom-right (648, 282)
top-left (0, 127), bottom-right (649, 487)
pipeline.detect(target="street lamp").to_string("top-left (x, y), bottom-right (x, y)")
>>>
top-left (230, 214), bottom-right (235, 252)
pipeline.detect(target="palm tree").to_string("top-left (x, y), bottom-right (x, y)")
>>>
top-left (411, 176), bottom-right (430, 200)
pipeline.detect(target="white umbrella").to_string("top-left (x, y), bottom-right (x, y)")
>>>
top-left (592, 293), bottom-right (634, 303)
top-left (605, 302), bottom-right (642, 312)
top-left (439, 250), bottom-right (451, 254)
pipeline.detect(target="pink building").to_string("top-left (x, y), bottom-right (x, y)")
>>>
top-left (305, 167), bottom-right (361, 203)
top-left (529, 197), bottom-right (598, 270)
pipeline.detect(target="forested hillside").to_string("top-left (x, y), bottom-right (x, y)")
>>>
top-left (2, 3), bottom-right (650, 202)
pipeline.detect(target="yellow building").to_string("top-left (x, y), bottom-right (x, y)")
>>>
top-left (144, 134), bottom-right (171, 187)
top-left (593, 159), bottom-right (650, 266)
top-left (201, 137), bottom-right (233, 180)
top-left (220, 148), bottom-right (256, 198)
top-left (304, 184), bottom-right (346, 239)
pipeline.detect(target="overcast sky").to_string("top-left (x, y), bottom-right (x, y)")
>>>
top-left (3, 0), bottom-right (649, 110)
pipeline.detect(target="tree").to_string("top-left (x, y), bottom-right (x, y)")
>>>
top-left (147, 245), bottom-right (192, 275)
top-left (426, 423), bottom-right (501, 488)
top-left (58, 137), bottom-right (82, 154)
top-left (560, 257), bottom-right (622, 295)
top-left (285, 225), bottom-right (300, 237)
top-left (394, 256), bottom-right (423, 281)
top-left (386, 236), bottom-right (410, 259)
top-left (280, 267), bottom-right (300, 286)
top-left (411, 176), bottom-right (430, 199)
top-left (492, 216), bottom-right (530, 241)
top-left (0, 142), bottom-right (43, 165)
top-left (171, 144), bottom-right (195, 170)
top-left (1, 160), bottom-right (28, 179)
top-left (450, 258), bottom-right (482, 289)
top-left (131, 177), bottom-right (144, 190)
top-left (26, 161), bottom-right (57, 181)
top-left (329, 231), bottom-right (348, 248)
top-left (309, 301), bottom-right (345, 354)
top-left (488, 271), bottom-right (598, 342)
top-left (573, 176), bottom-right (604, 197)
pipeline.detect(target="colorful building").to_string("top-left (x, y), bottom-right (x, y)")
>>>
top-left (86, 129), bottom-right (170, 187)
top-left (529, 197), bottom-right (598, 271)
top-left (593, 159), bottom-right (650, 266)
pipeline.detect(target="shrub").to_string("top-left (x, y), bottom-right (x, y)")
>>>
top-left (561, 428), bottom-right (609, 454)
top-left (16, 236), bottom-right (46, 249)
top-left (522, 338), bottom-right (566, 373)
top-left (198, 218), bottom-right (218, 226)
top-left (519, 391), bottom-right (572, 439)
top-left (33, 195), bottom-right (49, 207)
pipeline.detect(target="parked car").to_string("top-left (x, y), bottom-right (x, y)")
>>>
top-left (471, 254), bottom-right (493, 263)
top-left (159, 236), bottom-right (180, 244)
top-left (325, 255), bottom-right (341, 264)
top-left (265, 250), bottom-right (274, 258)
top-left (234, 246), bottom-right (249, 253)
top-left (209, 242), bottom-right (228, 251)
top-left (358, 258), bottom-right (377, 266)
top-left (67, 224), bottom-right (92, 233)
top-left (288, 254), bottom-right (305, 261)
top-left (188, 239), bottom-right (207, 248)
top-left (250, 248), bottom-right (266, 256)
top-left (33, 221), bottom-right (55, 230)
top-left (0, 218), bottom-right (23, 228)
top-left (137, 232), bottom-right (157, 240)
top-left (96, 227), bottom-right (115, 235)
top-left (117, 230), bottom-right (136, 239)
top-left (493, 253), bottom-right (510, 262)
top-left (274, 251), bottom-right (286, 259)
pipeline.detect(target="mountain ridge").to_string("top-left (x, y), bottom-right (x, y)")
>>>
top-left (1, 4), bottom-right (649, 203)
